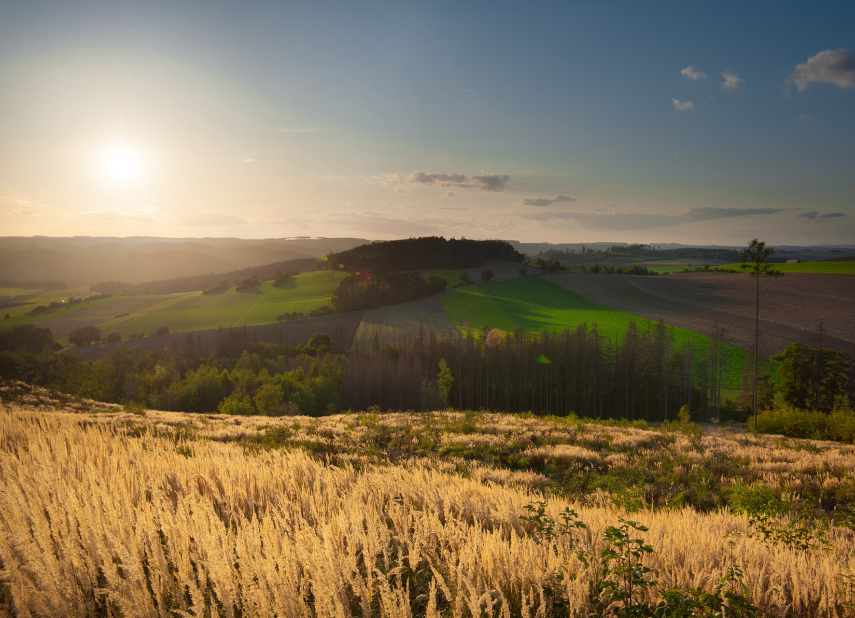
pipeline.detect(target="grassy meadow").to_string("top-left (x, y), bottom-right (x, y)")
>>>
top-left (716, 260), bottom-right (855, 275)
top-left (439, 277), bottom-right (749, 388)
top-left (2, 398), bottom-right (855, 617)
top-left (0, 271), bottom-right (348, 340)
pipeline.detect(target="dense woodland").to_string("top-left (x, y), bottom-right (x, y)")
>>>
top-left (331, 270), bottom-right (448, 312)
top-left (328, 236), bottom-right (524, 271)
top-left (538, 244), bottom-right (742, 265)
top-left (2, 321), bottom-right (851, 421)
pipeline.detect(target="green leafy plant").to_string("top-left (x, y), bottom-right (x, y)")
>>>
top-left (595, 518), bottom-right (658, 617)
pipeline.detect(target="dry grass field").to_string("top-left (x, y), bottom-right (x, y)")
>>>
top-left (2, 396), bottom-right (855, 617)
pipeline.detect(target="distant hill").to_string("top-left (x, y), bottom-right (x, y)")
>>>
top-left (0, 237), bottom-right (366, 287)
top-left (91, 257), bottom-right (321, 295)
top-left (328, 237), bottom-right (524, 271)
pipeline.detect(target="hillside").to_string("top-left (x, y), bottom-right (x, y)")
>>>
top-left (328, 236), bottom-right (524, 271)
top-left (0, 237), bottom-right (365, 287)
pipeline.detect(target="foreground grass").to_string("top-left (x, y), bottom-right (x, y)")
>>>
top-left (439, 277), bottom-right (748, 388)
top-left (2, 395), bottom-right (855, 616)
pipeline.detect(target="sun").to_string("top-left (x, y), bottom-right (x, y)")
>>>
top-left (97, 142), bottom-right (144, 183)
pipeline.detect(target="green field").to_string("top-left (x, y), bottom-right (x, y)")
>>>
top-left (98, 271), bottom-right (348, 337)
top-left (717, 260), bottom-right (855, 275)
top-left (438, 276), bottom-right (749, 387)
top-left (0, 288), bottom-right (112, 326)
top-left (422, 269), bottom-right (467, 288)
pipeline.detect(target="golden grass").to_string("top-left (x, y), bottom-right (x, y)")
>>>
top-left (1, 405), bottom-right (854, 617)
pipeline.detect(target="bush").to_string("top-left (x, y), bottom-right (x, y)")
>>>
top-left (105, 331), bottom-right (122, 343)
top-left (153, 326), bottom-right (170, 337)
top-left (728, 482), bottom-right (787, 516)
top-left (68, 325), bottom-right (101, 347)
top-left (218, 393), bottom-right (254, 415)
top-left (749, 405), bottom-right (855, 442)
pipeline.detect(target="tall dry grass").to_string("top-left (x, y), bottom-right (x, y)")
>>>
top-left (1, 405), bottom-right (854, 617)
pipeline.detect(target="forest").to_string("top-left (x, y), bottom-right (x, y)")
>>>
top-left (2, 321), bottom-right (851, 421)
top-left (327, 236), bottom-right (525, 271)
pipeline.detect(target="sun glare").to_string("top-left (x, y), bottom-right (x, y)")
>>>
top-left (97, 143), bottom-right (144, 183)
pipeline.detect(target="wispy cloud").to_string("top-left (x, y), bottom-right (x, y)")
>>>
top-left (520, 195), bottom-right (577, 207)
top-left (680, 66), bottom-right (707, 81)
top-left (788, 49), bottom-right (855, 92)
top-left (367, 171), bottom-right (510, 192)
top-left (234, 125), bottom-right (335, 134)
top-left (518, 206), bottom-right (782, 231)
top-left (441, 191), bottom-right (457, 198)
top-left (720, 71), bottom-right (745, 90)
top-left (672, 98), bottom-right (694, 111)
top-left (797, 210), bottom-right (847, 222)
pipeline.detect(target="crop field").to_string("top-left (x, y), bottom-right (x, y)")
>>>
top-left (422, 268), bottom-right (467, 288)
top-left (355, 295), bottom-right (458, 346)
top-left (717, 260), bottom-right (855, 275)
top-left (103, 271), bottom-right (346, 336)
top-left (2, 399), bottom-right (855, 617)
top-left (0, 286), bottom-right (94, 322)
top-left (0, 272), bottom-right (347, 340)
top-left (439, 277), bottom-right (747, 387)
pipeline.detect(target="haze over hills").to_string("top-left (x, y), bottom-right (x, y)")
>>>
top-left (2, 235), bottom-right (854, 290)
top-left (0, 237), bottom-right (366, 287)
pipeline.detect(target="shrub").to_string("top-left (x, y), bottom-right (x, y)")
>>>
top-left (68, 325), bottom-right (101, 346)
top-left (728, 482), bottom-right (786, 517)
top-left (105, 331), bottom-right (122, 343)
top-left (218, 393), bottom-right (254, 415)
top-left (750, 405), bottom-right (855, 442)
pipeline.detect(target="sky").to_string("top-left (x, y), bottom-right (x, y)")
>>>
top-left (0, 0), bottom-right (853, 245)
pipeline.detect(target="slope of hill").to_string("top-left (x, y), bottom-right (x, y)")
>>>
top-left (0, 237), bottom-right (366, 287)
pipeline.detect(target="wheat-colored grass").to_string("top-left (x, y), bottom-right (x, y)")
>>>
top-left (1, 404), bottom-right (854, 617)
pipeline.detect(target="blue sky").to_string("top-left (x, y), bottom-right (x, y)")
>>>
top-left (0, 0), bottom-right (853, 244)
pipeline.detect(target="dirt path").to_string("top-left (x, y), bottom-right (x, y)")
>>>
top-left (546, 273), bottom-right (855, 358)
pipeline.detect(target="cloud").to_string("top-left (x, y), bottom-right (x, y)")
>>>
top-left (518, 205), bottom-right (782, 231)
top-left (789, 49), bottom-right (855, 92)
top-left (235, 125), bottom-right (335, 134)
top-left (178, 212), bottom-right (249, 226)
top-left (520, 198), bottom-right (554, 207)
top-left (394, 187), bottom-right (409, 194)
top-left (368, 171), bottom-right (510, 192)
top-left (441, 191), bottom-right (457, 198)
top-left (720, 71), bottom-right (745, 90)
top-left (798, 210), bottom-right (847, 222)
top-left (520, 195), bottom-right (577, 207)
top-left (672, 98), bottom-right (695, 111)
top-left (680, 66), bottom-right (707, 81)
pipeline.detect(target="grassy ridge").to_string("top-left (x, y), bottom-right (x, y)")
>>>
top-left (717, 260), bottom-right (855, 275)
top-left (101, 271), bottom-right (347, 336)
top-left (439, 277), bottom-right (749, 388)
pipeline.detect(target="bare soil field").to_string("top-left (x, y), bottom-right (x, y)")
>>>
top-left (355, 295), bottom-right (459, 346)
top-left (547, 272), bottom-right (855, 358)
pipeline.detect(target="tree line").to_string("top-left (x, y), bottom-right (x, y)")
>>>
top-left (1, 321), bottom-right (851, 418)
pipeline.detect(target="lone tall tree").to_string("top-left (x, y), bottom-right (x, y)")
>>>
top-left (740, 239), bottom-right (783, 431)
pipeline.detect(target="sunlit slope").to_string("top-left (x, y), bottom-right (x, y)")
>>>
top-left (100, 271), bottom-right (348, 336)
top-left (439, 276), bottom-right (748, 387)
top-left (717, 261), bottom-right (855, 275)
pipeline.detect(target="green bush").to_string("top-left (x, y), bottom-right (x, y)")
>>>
top-left (749, 405), bottom-right (855, 442)
top-left (728, 482), bottom-right (786, 517)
